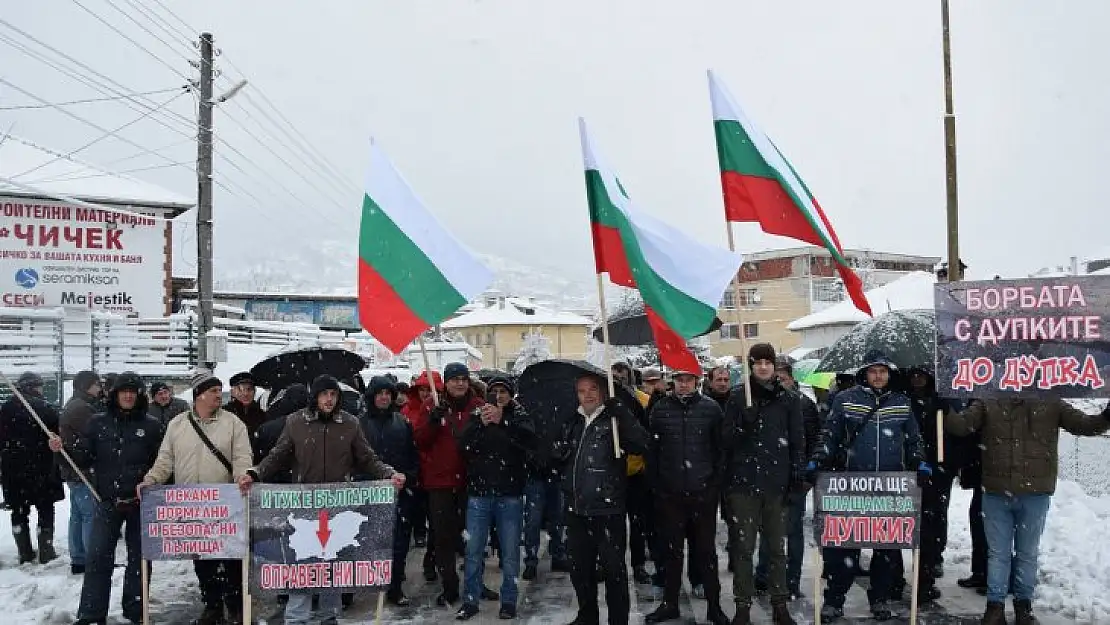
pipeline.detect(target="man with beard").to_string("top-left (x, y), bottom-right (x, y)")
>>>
top-left (60, 370), bottom-right (102, 574)
top-left (147, 381), bottom-right (189, 428)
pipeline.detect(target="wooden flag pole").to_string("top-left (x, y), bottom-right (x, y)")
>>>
top-left (241, 492), bottom-right (252, 625)
top-left (418, 337), bottom-right (440, 405)
top-left (936, 409), bottom-right (946, 463)
top-left (141, 560), bottom-right (151, 624)
top-left (723, 222), bottom-right (754, 407)
top-left (374, 590), bottom-right (386, 624)
top-left (812, 545), bottom-right (823, 625)
top-left (909, 548), bottom-right (922, 625)
top-left (595, 274), bottom-right (622, 458)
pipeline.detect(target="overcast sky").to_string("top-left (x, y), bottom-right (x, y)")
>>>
top-left (4, 1), bottom-right (1108, 284)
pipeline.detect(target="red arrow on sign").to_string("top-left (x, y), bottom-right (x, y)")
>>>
top-left (316, 509), bottom-right (332, 549)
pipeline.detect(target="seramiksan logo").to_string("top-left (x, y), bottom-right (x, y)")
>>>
top-left (41, 273), bottom-right (120, 286)
top-left (14, 268), bottom-right (38, 289)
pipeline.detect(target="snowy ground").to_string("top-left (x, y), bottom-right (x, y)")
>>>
top-left (0, 483), bottom-right (1105, 624)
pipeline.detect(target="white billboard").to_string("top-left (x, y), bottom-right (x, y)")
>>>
top-left (0, 197), bottom-right (167, 316)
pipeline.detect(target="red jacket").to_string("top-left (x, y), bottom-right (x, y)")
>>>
top-left (411, 383), bottom-right (483, 490)
top-left (401, 371), bottom-right (443, 422)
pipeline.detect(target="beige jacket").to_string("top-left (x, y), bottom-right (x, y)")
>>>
top-left (145, 408), bottom-right (253, 485)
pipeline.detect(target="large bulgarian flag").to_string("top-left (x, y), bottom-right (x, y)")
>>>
top-left (708, 70), bottom-right (872, 316)
top-left (579, 119), bottom-right (742, 373)
top-left (357, 141), bottom-right (494, 353)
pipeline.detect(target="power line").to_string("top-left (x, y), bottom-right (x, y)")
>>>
top-left (145, 0), bottom-right (198, 40)
top-left (0, 87), bottom-right (182, 110)
top-left (104, 0), bottom-right (197, 63)
top-left (24, 160), bottom-right (193, 184)
top-left (70, 0), bottom-right (193, 82)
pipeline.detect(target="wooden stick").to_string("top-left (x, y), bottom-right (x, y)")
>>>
top-left (418, 337), bottom-right (440, 405)
top-left (723, 222), bottom-right (753, 407)
top-left (141, 559), bottom-right (151, 624)
top-left (812, 546), bottom-right (823, 625)
top-left (594, 274), bottom-right (622, 458)
top-left (0, 371), bottom-right (102, 503)
top-left (241, 491), bottom-right (251, 625)
top-left (936, 408), bottom-right (945, 463)
top-left (909, 548), bottom-right (921, 625)
top-left (374, 590), bottom-right (386, 624)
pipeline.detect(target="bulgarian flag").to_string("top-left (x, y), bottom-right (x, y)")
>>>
top-left (357, 141), bottom-right (493, 353)
top-left (708, 70), bottom-right (872, 316)
top-left (579, 119), bottom-right (742, 373)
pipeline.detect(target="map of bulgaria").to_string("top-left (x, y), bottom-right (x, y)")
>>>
top-left (286, 511), bottom-right (368, 560)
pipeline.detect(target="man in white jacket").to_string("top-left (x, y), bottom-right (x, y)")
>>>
top-left (139, 370), bottom-right (253, 625)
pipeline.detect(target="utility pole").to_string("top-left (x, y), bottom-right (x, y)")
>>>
top-left (941, 0), bottom-right (962, 281)
top-left (196, 32), bottom-right (215, 367)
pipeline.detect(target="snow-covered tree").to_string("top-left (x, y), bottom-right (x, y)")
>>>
top-left (513, 331), bottom-right (553, 374)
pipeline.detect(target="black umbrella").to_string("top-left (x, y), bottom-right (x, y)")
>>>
top-left (516, 359), bottom-right (642, 435)
top-left (817, 309), bottom-right (936, 374)
top-left (473, 368), bottom-right (513, 384)
top-left (591, 313), bottom-right (723, 346)
top-left (250, 347), bottom-right (367, 392)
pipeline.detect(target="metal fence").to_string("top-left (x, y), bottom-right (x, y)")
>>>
top-left (0, 307), bottom-right (65, 404)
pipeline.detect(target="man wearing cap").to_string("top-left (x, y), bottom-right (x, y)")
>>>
top-left (411, 363), bottom-right (484, 606)
top-left (61, 370), bottom-right (102, 574)
top-left (240, 374), bottom-right (404, 625)
top-left (641, 368), bottom-right (666, 398)
top-left (224, 371), bottom-right (266, 437)
top-left (0, 371), bottom-right (64, 565)
top-left (644, 368), bottom-right (729, 625)
top-left (555, 370), bottom-right (649, 625)
top-left (148, 381), bottom-right (189, 428)
top-left (52, 371), bottom-right (163, 625)
top-left (723, 344), bottom-right (804, 625)
top-left (139, 370), bottom-right (253, 625)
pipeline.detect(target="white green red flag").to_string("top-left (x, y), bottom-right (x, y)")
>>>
top-left (579, 118), bottom-right (742, 373)
top-left (357, 141), bottom-right (494, 353)
top-left (708, 70), bottom-right (872, 316)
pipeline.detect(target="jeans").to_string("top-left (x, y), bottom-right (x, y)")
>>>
top-left (68, 482), bottom-right (96, 567)
top-left (464, 496), bottom-right (523, 608)
top-left (284, 591), bottom-right (340, 625)
top-left (78, 502), bottom-right (143, 621)
top-left (982, 492), bottom-right (1051, 603)
top-left (756, 490), bottom-right (806, 591)
top-left (523, 477), bottom-right (566, 566)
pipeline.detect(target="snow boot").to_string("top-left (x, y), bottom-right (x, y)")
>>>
top-left (771, 603), bottom-right (797, 625)
top-left (1013, 599), bottom-right (1037, 625)
top-left (819, 604), bottom-right (843, 623)
top-left (730, 605), bottom-right (751, 625)
top-left (871, 601), bottom-right (893, 621)
top-left (644, 602), bottom-right (680, 624)
top-left (959, 573), bottom-right (988, 589)
top-left (195, 605), bottom-right (224, 625)
top-left (706, 602), bottom-right (729, 625)
top-left (37, 527), bottom-right (57, 564)
top-left (523, 563), bottom-right (538, 581)
top-left (981, 601), bottom-right (1008, 625)
top-left (13, 524), bottom-right (35, 564)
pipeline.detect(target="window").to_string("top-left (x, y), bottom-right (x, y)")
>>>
top-left (740, 288), bottom-right (762, 307)
top-left (485, 332), bottom-right (494, 347)
top-left (719, 323), bottom-right (740, 340)
top-left (720, 291), bottom-right (736, 310)
top-left (743, 322), bottom-right (759, 338)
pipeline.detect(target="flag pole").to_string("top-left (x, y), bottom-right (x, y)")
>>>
top-left (594, 274), bottom-right (622, 459)
top-left (723, 222), bottom-right (754, 407)
top-left (418, 336), bottom-right (440, 405)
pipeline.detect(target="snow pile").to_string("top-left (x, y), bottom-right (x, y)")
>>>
top-left (787, 271), bottom-right (936, 330)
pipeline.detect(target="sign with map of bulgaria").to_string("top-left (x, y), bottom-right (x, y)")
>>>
top-left (140, 484), bottom-right (247, 560)
top-left (249, 481), bottom-right (396, 595)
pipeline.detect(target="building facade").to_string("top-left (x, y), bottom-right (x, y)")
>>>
top-left (711, 246), bottom-right (939, 358)
top-left (441, 296), bottom-right (592, 371)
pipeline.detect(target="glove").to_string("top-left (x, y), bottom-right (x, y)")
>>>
top-left (603, 397), bottom-right (624, 414)
top-left (803, 461), bottom-right (818, 485)
top-left (917, 461), bottom-right (933, 486)
top-left (429, 406), bottom-right (445, 426)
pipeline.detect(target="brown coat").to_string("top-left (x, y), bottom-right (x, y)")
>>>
top-left (254, 408), bottom-right (394, 484)
top-left (945, 398), bottom-right (1110, 496)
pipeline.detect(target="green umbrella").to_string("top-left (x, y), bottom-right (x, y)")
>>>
top-left (801, 371), bottom-right (836, 389)
top-left (792, 358), bottom-right (822, 382)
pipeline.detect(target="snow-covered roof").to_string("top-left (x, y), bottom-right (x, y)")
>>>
top-left (0, 136), bottom-right (193, 212)
top-left (442, 301), bottom-right (593, 329)
top-left (787, 271), bottom-right (936, 331)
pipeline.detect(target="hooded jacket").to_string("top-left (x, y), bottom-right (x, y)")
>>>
top-left (648, 390), bottom-right (728, 494)
top-left (358, 376), bottom-right (419, 486)
top-left (813, 352), bottom-right (923, 472)
top-left (0, 389), bottom-right (64, 505)
top-left (411, 378), bottom-right (482, 490)
top-left (401, 371), bottom-right (443, 421)
top-left (724, 378), bottom-right (806, 495)
top-left (68, 372), bottom-right (163, 502)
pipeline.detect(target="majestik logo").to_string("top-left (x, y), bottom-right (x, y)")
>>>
top-left (61, 291), bottom-right (133, 307)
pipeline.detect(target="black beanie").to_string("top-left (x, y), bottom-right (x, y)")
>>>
top-left (748, 343), bottom-right (777, 364)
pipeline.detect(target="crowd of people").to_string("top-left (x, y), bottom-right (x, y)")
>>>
top-left (0, 338), bottom-right (1107, 625)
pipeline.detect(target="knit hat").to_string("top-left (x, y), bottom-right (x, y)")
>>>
top-left (443, 362), bottom-right (470, 381)
top-left (229, 371), bottom-right (255, 387)
top-left (73, 370), bottom-right (101, 394)
top-left (748, 343), bottom-right (776, 364)
top-left (190, 368), bottom-right (222, 398)
top-left (310, 374), bottom-right (342, 399)
top-left (488, 376), bottom-right (515, 395)
top-left (774, 356), bottom-right (793, 374)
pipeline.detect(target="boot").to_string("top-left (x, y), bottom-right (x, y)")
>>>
top-left (13, 524), bottom-right (35, 564)
top-left (959, 573), bottom-right (988, 589)
top-left (819, 604), bottom-right (843, 624)
top-left (730, 604), bottom-right (751, 625)
top-left (195, 605), bottom-right (224, 625)
top-left (771, 603), bottom-right (797, 625)
top-left (37, 527), bottom-right (57, 564)
top-left (644, 602), bottom-right (680, 624)
top-left (706, 602), bottom-right (729, 625)
top-left (981, 601), bottom-right (1008, 625)
top-left (1013, 599), bottom-right (1036, 625)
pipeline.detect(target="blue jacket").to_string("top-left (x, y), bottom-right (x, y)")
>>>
top-left (815, 384), bottom-right (923, 472)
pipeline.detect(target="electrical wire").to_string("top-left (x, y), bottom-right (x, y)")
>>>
top-left (101, 0), bottom-right (197, 63)
top-left (23, 160), bottom-right (193, 184)
top-left (69, 0), bottom-right (193, 82)
top-left (145, 0), bottom-right (198, 40)
top-left (0, 87), bottom-right (182, 110)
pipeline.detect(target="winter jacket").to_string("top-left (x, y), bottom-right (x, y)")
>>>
top-left (224, 398), bottom-right (267, 437)
top-left (411, 390), bottom-right (483, 489)
top-left (149, 397), bottom-right (190, 428)
top-left (144, 408), bottom-right (253, 485)
top-left (255, 384), bottom-right (309, 470)
top-left (706, 388), bottom-right (731, 412)
top-left (945, 398), bottom-right (1110, 496)
top-left (723, 379), bottom-right (805, 496)
top-left (401, 371), bottom-right (444, 421)
top-left (556, 399), bottom-right (649, 517)
top-left (253, 407), bottom-right (394, 484)
top-left (0, 393), bottom-right (64, 505)
top-left (814, 383), bottom-right (923, 472)
top-left (624, 387), bottom-right (651, 477)
top-left (67, 391), bottom-right (163, 503)
top-left (798, 391), bottom-right (822, 462)
top-left (648, 391), bottom-right (728, 495)
top-left (459, 400), bottom-right (536, 497)
top-left (59, 390), bottom-right (100, 482)
top-left (358, 407), bottom-right (419, 487)
top-left (908, 371), bottom-right (975, 470)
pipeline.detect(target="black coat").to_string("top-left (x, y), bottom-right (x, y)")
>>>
top-left (67, 394), bottom-right (162, 502)
top-left (910, 390), bottom-right (975, 471)
top-left (556, 400), bottom-right (649, 516)
top-left (358, 406), bottom-right (419, 486)
top-left (647, 392), bottom-right (728, 495)
top-left (0, 394), bottom-right (63, 505)
top-left (253, 417), bottom-right (292, 483)
top-left (798, 392), bottom-right (822, 461)
top-left (459, 400), bottom-right (536, 497)
top-left (59, 390), bottom-right (100, 482)
top-left (724, 379), bottom-right (806, 496)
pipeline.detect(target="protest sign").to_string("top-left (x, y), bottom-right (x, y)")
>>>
top-left (140, 484), bottom-right (247, 560)
top-left (813, 471), bottom-right (920, 550)
top-left (935, 276), bottom-right (1110, 398)
top-left (249, 481), bottom-right (396, 596)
